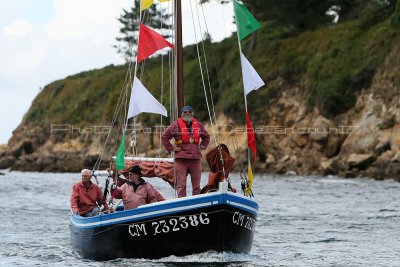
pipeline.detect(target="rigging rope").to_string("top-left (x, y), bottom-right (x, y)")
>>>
top-left (158, 0), bottom-right (174, 160)
top-left (95, 0), bottom-right (142, 172)
top-left (169, 0), bottom-right (178, 198)
top-left (195, 2), bottom-right (219, 135)
top-left (189, 0), bottom-right (218, 146)
top-left (194, 0), bottom-right (231, 183)
top-left (94, 1), bottom-right (252, 196)
top-left (197, 1), bottom-right (251, 188)
top-left (92, 52), bottom-right (134, 173)
top-left (158, 14), bottom-right (166, 160)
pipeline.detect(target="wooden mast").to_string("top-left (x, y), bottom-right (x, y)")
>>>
top-left (174, 0), bottom-right (184, 114)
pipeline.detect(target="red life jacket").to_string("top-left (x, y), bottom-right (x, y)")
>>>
top-left (177, 118), bottom-right (200, 144)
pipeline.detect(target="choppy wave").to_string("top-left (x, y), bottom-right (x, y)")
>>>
top-left (1, 171), bottom-right (400, 266)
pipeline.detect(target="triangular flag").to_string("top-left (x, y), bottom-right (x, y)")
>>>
top-left (141, 0), bottom-right (153, 11)
top-left (116, 132), bottom-right (126, 171)
top-left (246, 162), bottom-right (254, 196)
top-left (141, 0), bottom-right (170, 11)
top-left (127, 76), bottom-right (168, 119)
top-left (234, 0), bottom-right (261, 40)
top-left (137, 23), bottom-right (174, 63)
top-left (246, 112), bottom-right (256, 163)
top-left (240, 51), bottom-right (265, 95)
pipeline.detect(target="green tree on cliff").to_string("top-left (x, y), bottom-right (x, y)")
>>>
top-left (199, 0), bottom-right (399, 31)
top-left (114, 0), bottom-right (172, 61)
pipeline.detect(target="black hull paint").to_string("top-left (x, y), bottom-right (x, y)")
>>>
top-left (70, 198), bottom-right (257, 260)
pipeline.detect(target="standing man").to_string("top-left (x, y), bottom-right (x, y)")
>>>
top-left (162, 105), bottom-right (210, 197)
top-left (71, 169), bottom-right (109, 217)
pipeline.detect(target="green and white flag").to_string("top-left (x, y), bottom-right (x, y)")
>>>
top-left (234, 0), bottom-right (261, 40)
top-left (115, 132), bottom-right (126, 171)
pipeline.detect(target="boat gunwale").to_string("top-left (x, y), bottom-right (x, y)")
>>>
top-left (71, 191), bottom-right (258, 228)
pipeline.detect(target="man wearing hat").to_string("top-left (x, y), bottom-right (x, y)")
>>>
top-left (161, 105), bottom-right (210, 198)
top-left (112, 165), bottom-right (160, 210)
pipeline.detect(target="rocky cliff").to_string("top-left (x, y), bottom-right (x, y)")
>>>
top-left (1, 1), bottom-right (400, 181)
top-left (2, 78), bottom-right (400, 181)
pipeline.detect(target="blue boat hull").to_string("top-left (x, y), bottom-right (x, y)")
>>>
top-left (70, 192), bottom-right (258, 260)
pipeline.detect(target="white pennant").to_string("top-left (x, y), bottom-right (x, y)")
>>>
top-left (240, 51), bottom-right (265, 95)
top-left (127, 76), bottom-right (167, 119)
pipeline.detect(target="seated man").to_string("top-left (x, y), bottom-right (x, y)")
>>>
top-left (71, 169), bottom-right (109, 217)
top-left (112, 165), bottom-right (164, 210)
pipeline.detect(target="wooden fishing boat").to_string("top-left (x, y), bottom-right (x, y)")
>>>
top-left (70, 186), bottom-right (257, 260)
top-left (70, 0), bottom-right (264, 260)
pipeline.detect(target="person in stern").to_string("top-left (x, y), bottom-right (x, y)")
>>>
top-left (161, 105), bottom-right (210, 198)
top-left (112, 165), bottom-right (164, 210)
top-left (70, 169), bottom-right (109, 217)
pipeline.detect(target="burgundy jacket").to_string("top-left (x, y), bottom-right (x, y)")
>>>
top-left (70, 181), bottom-right (108, 214)
top-left (161, 119), bottom-right (210, 159)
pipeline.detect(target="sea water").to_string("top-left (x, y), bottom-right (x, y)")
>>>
top-left (0, 170), bottom-right (399, 266)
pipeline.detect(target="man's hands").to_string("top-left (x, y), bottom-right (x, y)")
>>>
top-left (102, 208), bottom-right (114, 214)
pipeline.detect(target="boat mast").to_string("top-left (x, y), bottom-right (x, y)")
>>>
top-left (174, 0), bottom-right (184, 114)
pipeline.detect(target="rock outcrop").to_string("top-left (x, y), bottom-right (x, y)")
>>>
top-left (2, 82), bottom-right (400, 182)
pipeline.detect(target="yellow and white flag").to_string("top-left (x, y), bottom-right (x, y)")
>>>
top-left (141, 0), bottom-right (171, 11)
top-left (141, 0), bottom-right (153, 11)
